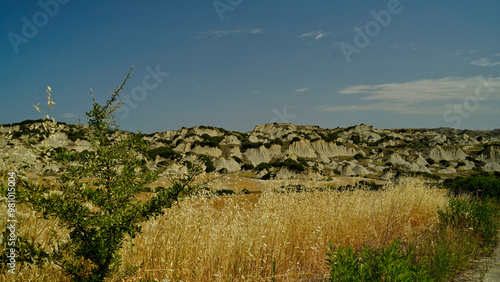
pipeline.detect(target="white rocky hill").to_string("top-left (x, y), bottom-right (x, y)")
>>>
top-left (1, 120), bottom-right (499, 181)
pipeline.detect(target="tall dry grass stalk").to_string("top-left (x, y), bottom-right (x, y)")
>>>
top-left (119, 178), bottom-right (447, 281)
top-left (1, 178), bottom-right (448, 281)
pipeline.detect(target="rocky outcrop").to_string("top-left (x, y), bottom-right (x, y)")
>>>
top-left (386, 153), bottom-right (408, 165)
top-left (214, 158), bottom-right (240, 172)
top-left (310, 140), bottom-right (357, 158)
top-left (191, 146), bottom-right (222, 157)
top-left (288, 140), bottom-right (317, 158)
top-left (479, 147), bottom-right (500, 163)
top-left (3, 120), bottom-right (500, 182)
top-left (483, 163), bottom-right (500, 172)
top-left (428, 146), bottom-right (467, 161)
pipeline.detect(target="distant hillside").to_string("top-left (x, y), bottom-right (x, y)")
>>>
top-left (1, 120), bottom-right (499, 181)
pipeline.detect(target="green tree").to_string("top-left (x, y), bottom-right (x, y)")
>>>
top-left (13, 68), bottom-right (199, 281)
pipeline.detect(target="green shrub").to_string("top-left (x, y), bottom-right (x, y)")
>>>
top-left (193, 134), bottom-right (224, 148)
top-left (241, 163), bottom-right (254, 170)
top-left (255, 162), bottom-right (272, 171)
top-left (232, 156), bottom-right (243, 163)
top-left (6, 73), bottom-right (200, 281)
top-left (147, 146), bottom-right (181, 161)
top-left (199, 154), bottom-right (216, 173)
top-left (439, 160), bottom-right (451, 167)
top-left (326, 240), bottom-right (430, 281)
top-left (261, 171), bottom-right (273, 180)
top-left (443, 172), bottom-right (500, 199)
top-left (297, 157), bottom-right (309, 167)
top-left (264, 138), bottom-right (284, 148)
top-left (353, 153), bottom-right (363, 160)
top-left (438, 196), bottom-right (499, 248)
top-left (426, 158), bottom-right (435, 165)
top-left (240, 141), bottom-right (263, 152)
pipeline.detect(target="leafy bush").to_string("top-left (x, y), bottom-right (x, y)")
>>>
top-left (199, 154), bottom-right (216, 173)
top-left (438, 196), bottom-right (500, 249)
top-left (326, 240), bottom-right (430, 281)
top-left (270, 158), bottom-right (305, 172)
top-left (232, 156), bottom-right (243, 163)
top-left (241, 163), bottom-right (254, 170)
top-left (443, 172), bottom-right (500, 198)
top-left (4, 71), bottom-right (200, 281)
top-left (439, 160), bottom-right (451, 167)
top-left (240, 141), bottom-right (263, 152)
top-left (147, 146), bottom-right (181, 161)
top-left (353, 153), bottom-right (363, 160)
top-left (193, 134), bottom-right (224, 148)
top-left (255, 162), bottom-right (272, 171)
top-left (264, 138), bottom-right (284, 148)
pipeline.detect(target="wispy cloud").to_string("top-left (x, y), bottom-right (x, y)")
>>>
top-left (471, 57), bottom-right (500, 67)
top-left (197, 28), bottom-right (264, 39)
top-left (60, 113), bottom-right (79, 118)
top-left (321, 76), bottom-right (500, 115)
top-left (449, 49), bottom-right (478, 56)
top-left (299, 30), bottom-right (331, 40)
top-left (295, 87), bottom-right (310, 92)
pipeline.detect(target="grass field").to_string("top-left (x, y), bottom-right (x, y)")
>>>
top-left (1, 178), bottom-right (450, 281)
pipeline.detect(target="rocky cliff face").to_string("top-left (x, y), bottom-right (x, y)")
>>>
top-left (2, 120), bottom-right (499, 181)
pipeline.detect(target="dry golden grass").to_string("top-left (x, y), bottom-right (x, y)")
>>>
top-left (119, 178), bottom-right (447, 281)
top-left (1, 178), bottom-right (448, 281)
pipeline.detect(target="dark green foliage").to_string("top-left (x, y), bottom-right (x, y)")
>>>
top-left (426, 158), bottom-right (435, 165)
top-left (6, 68), bottom-right (199, 282)
top-left (439, 160), bottom-right (451, 167)
top-left (264, 138), bottom-right (284, 148)
top-left (291, 136), bottom-right (301, 143)
top-left (241, 163), bottom-right (254, 170)
top-left (261, 171), bottom-right (274, 180)
top-left (240, 141), bottom-right (263, 152)
top-left (62, 127), bottom-right (87, 142)
top-left (255, 162), bottom-right (272, 171)
top-left (326, 240), bottom-right (430, 281)
top-left (199, 154), bottom-right (216, 173)
top-left (353, 153), bottom-right (363, 160)
top-left (297, 157), bottom-right (309, 167)
top-left (321, 131), bottom-right (341, 143)
top-left (270, 158), bottom-right (305, 172)
top-left (156, 138), bottom-right (171, 145)
top-left (350, 134), bottom-right (361, 144)
top-left (147, 146), bottom-right (181, 161)
top-left (232, 156), bottom-right (243, 163)
top-left (193, 134), bottom-right (224, 148)
top-left (442, 172), bottom-right (500, 198)
top-left (438, 197), bottom-right (499, 248)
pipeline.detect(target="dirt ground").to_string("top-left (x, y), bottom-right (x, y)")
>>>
top-left (453, 241), bottom-right (500, 282)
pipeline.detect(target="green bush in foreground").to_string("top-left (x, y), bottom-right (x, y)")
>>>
top-left (2, 69), bottom-right (199, 282)
top-left (443, 172), bottom-right (500, 198)
top-left (326, 240), bottom-right (430, 281)
top-left (326, 173), bottom-right (500, 281)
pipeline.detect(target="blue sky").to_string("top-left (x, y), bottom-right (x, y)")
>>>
top-left (1, 0), bottom-right (499, 133)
